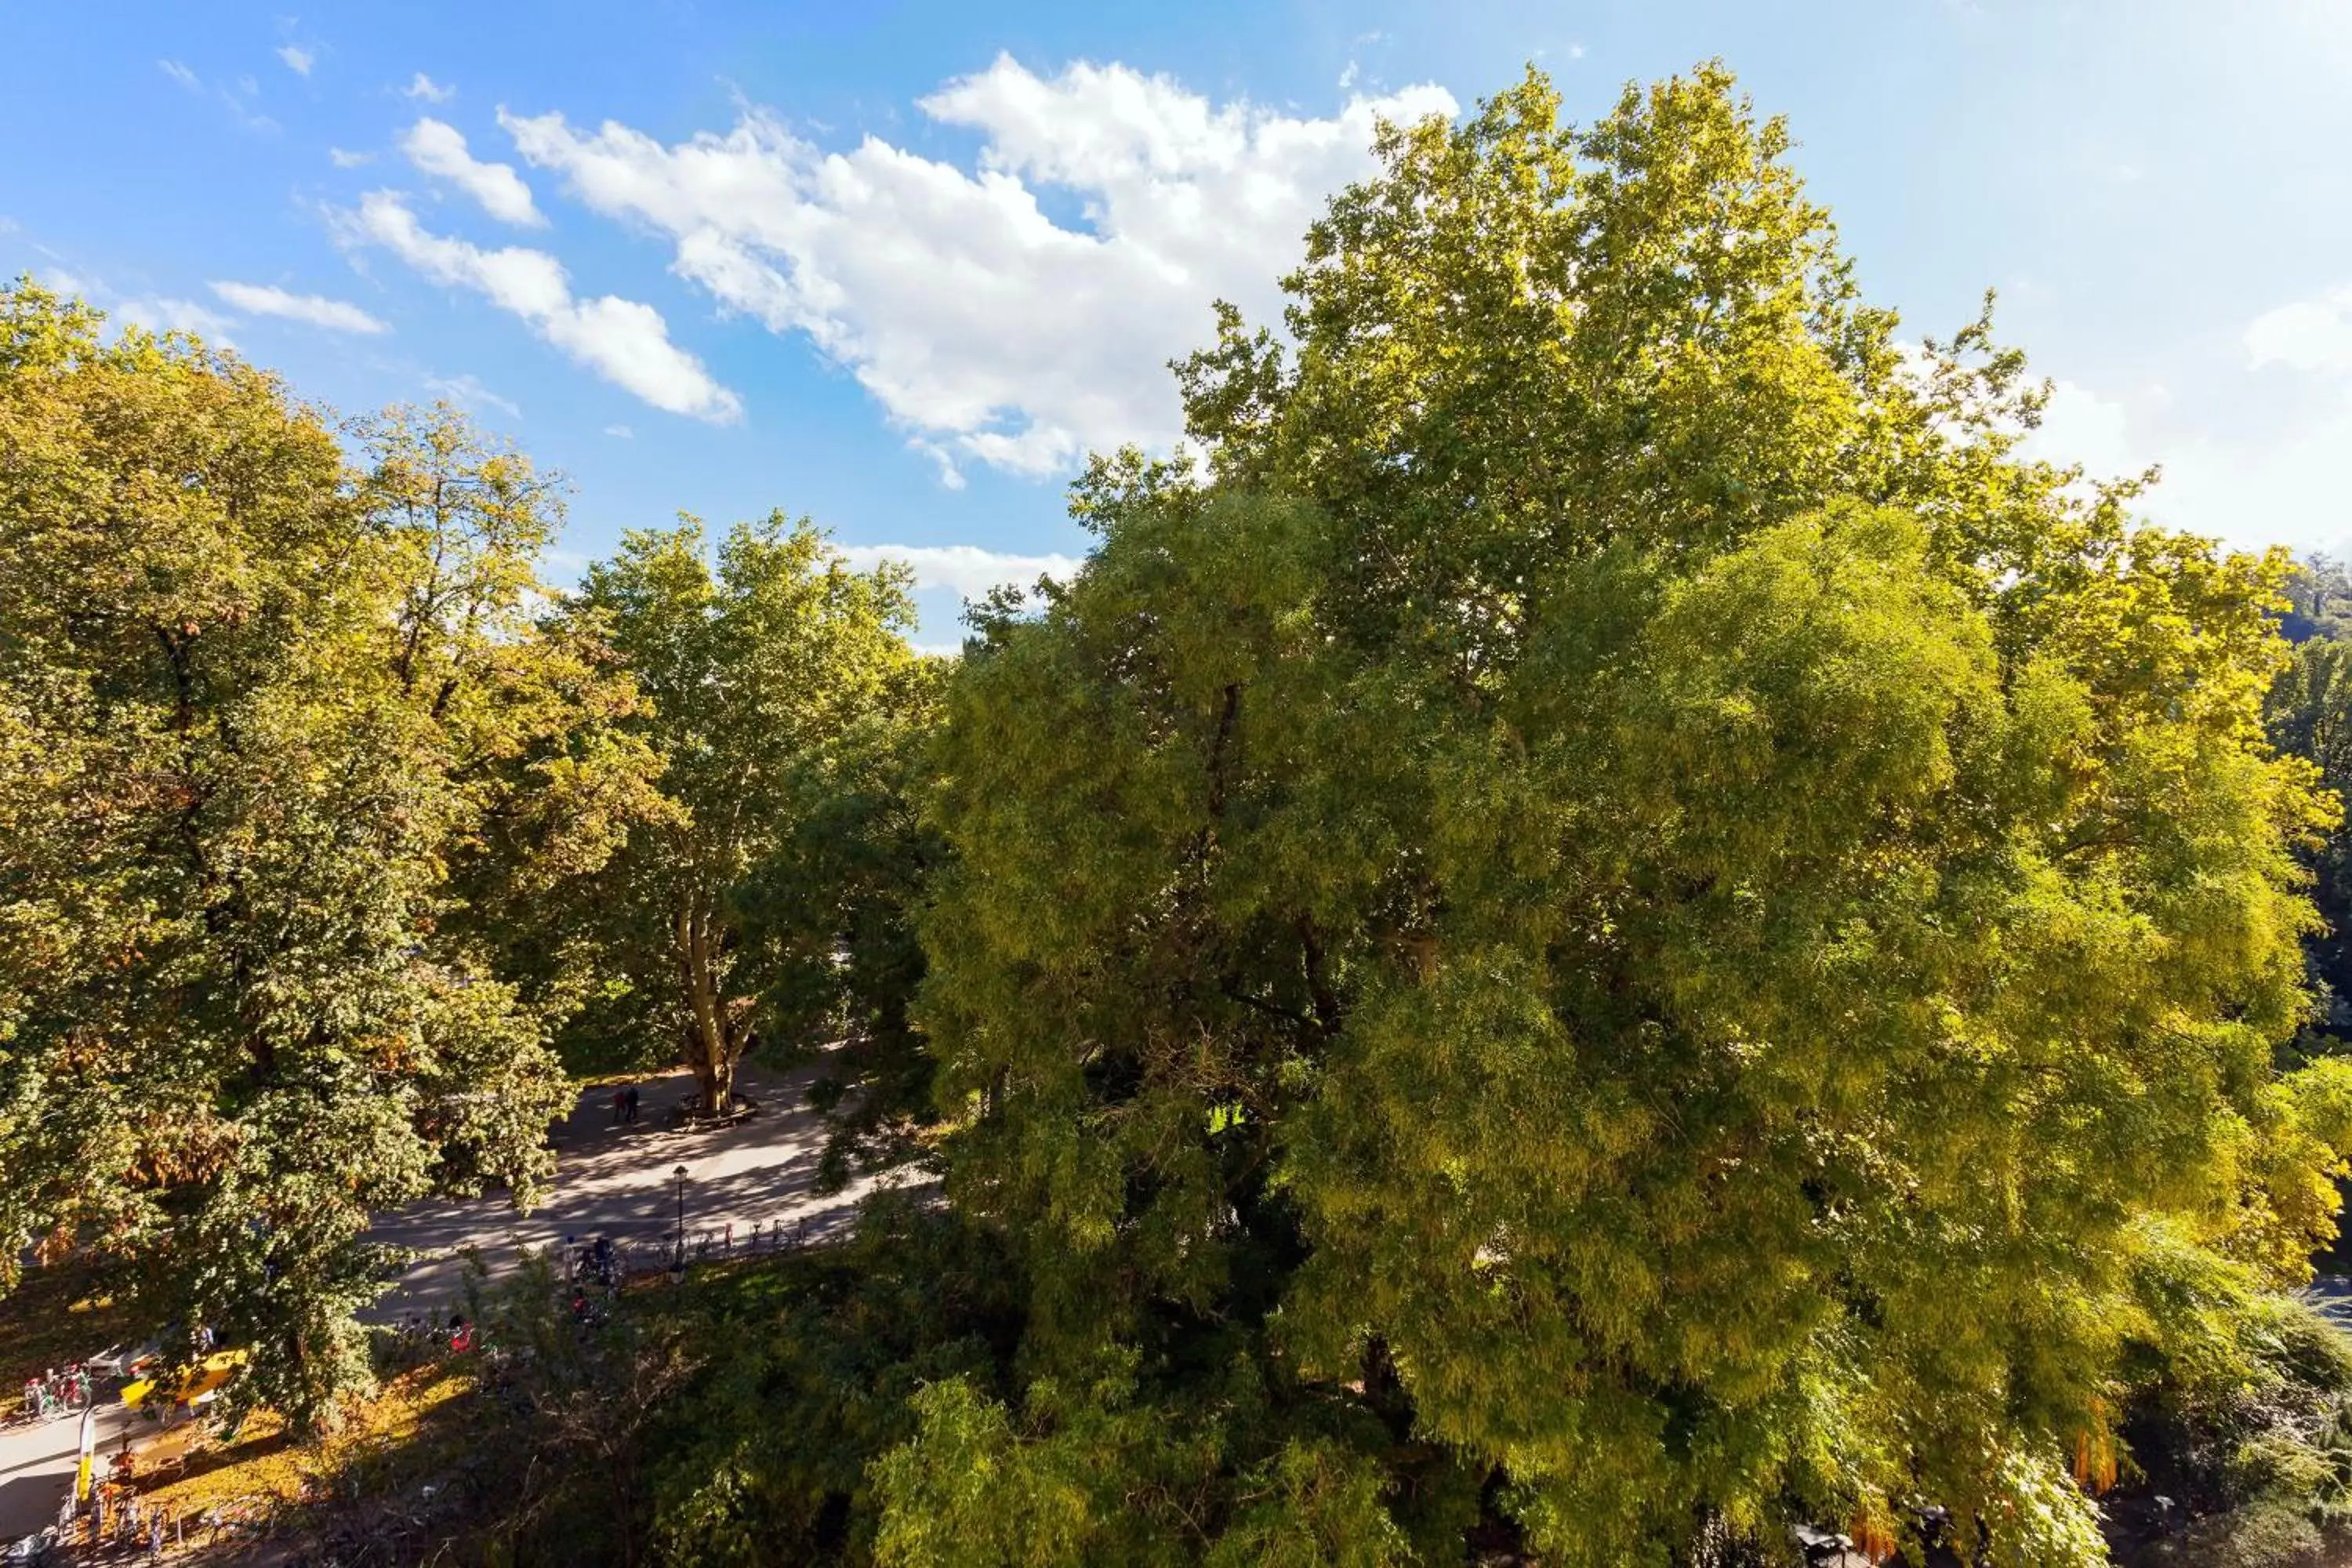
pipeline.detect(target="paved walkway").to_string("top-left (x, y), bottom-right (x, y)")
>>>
top-left (0, 1400), bottom-right (140, 1547)
top-left (366, 1058), bottom-right (914, 1316)
top-left (1, 1058), bottom-right (906, 1544)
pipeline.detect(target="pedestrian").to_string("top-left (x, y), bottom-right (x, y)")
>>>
top-left (625, 1085), bottom-right (641, 1123)
top-left (611, 1087), bottom-right (626, 1124)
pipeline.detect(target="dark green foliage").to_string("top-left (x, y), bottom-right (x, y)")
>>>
top-left (2267, 570), bottom-right (2352, 1040)
top-left (642, 1194), bottom-right (1018, 1564)
top-left (738, 659), bottom-right (948, 1189)
top-left (550, 516), bottom-right (922, 1115)
top-left (2112, 1293), bottom-right (2352, 1566)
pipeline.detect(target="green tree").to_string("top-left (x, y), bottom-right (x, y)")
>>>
top-left (739, 655), bottom-right (949, 1187)
top-left (557, 516), bottom-right (920, 1116)
top-left (2269, 632), bottom-right (2352, 1029)
top-left (0, 281), bottom-right (648, 1428)
top-left (901, 70), bottom-right (2352, 1564)
top-left (2280, 555), bottom-right (2352, 644)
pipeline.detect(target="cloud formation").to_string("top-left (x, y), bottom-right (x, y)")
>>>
top-left (209, 281), bottom-right (390, 334)
top-left (405, 73), bottom-right (456, 104)
top-left (337, 191), bottom-right (740, 422)
top-left (114, 295), bottom-right (238, 343)
top-left (401, 118), bottom-right (545, 227)
top-left (834, 543), bottom-right (1083, 598)
top-left (499, 56), bottom-right (1454, 481)
top-left (278, 45), bottom-right (314, 77)
top-left (425, 372), bottom-right (521, 419)
top-left (2026, 368), bottom-right (2352, 561)
top-left (2246, 285), bottom-right (2352, 377)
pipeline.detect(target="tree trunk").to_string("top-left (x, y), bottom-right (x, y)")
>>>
top-left (676, 900), bottom-right (732, 1116)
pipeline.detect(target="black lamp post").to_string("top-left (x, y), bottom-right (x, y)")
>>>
top-left (671, 1164), bottom-right (689, 1276)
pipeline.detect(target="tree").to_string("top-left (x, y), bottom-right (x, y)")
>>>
top-left (738, 655), bottom-right (949, 1187)
top-left (2269, 631), bottom-right (2352, 1029)
top-left (0, 281), bottom-right (648, 1429)
top-left (2280, 555), bottom-right (2352, 644)
top-left (2267, 558), bottom-right (2352, 1039)
top-left (900, 69), bottom-right (2352, 1564)
top-left (557, 517), bottom-right (919, 1116)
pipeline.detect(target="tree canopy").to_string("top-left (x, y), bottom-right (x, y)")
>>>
top-left (552, 515), bottom-right (924, 1116)
top-left (898, 67), bottom-right (2352, 1565)
top-left (10, 58), bottom-right (2352, 1568)
top-left (0, 282), bottom-right (656, 1428)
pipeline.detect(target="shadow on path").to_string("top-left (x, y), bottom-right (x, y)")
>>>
top-left (365, 1058), bottom-right (920, 1319)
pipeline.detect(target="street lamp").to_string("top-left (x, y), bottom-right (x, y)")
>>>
top-left (671, 1164), bottom-right (689, 1277)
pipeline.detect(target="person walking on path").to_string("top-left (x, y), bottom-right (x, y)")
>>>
top-left (624, 1085), bottom-right (641, 1124)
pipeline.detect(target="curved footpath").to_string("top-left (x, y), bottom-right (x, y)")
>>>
top-left (0, 1061), bottom-right (910, 1544)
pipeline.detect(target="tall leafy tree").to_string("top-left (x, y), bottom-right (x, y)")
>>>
top-left (557, 517), bottom-right (919, 1116)
top-left (0, 282), bottom-right (651, 1428)
top-left (2267, 558), bottom-right (2352, 1036)
top-left (739, 655), bottom-right (949, 1185)
top-left (2269, 633), bottom-right (2352, 1026)
top-left (897, 70), bottom-right (2352, 1564)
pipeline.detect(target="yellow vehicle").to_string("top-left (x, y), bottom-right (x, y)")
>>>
top-left (118, 1349), bottom-right (245, 1412)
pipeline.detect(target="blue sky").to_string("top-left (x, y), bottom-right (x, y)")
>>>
top-left (6, 0), bottom-right (2350, 641)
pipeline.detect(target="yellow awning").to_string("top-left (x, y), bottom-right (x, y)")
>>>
top-left (120, 1348), bottom-right (245, 1408)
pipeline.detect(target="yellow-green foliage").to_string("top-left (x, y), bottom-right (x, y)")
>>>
top-left (902, 65), bottom-right (2351, 1566)
top-left (0, 282), bottom-right (659, 1430)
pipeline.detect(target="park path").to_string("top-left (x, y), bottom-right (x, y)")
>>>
top-left (1, 1058), bottom-right (905, 1544)
top-left (365, 1058), bottom-right (915, 1317)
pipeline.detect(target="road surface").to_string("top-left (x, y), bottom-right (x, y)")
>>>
top-left (364, 1059), bottom-right (910, 1319)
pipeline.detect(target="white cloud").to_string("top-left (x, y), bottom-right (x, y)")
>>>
top-left (2246, 285), bottom-right (2352, 376)
top-left (405, 72), bottom-right (456, 104)
top-left (337, 191), bottom-right (741, 422)
top-left (39, 269), bottom-right (233, 344)
top-left (2024, 374), bottom-right (2352, 561)
top-left (278, 45), bottom-right (314, 77)
top-left (114, 295), bottom-right (237, 344)
top-left (424, 372), bottom-right (521, 419)
top-left (209, 280), bottom-right (390, 334)
top-left (834, 543), bottom-right (1083, 598)
top-left (603, 423), bottom-right (634, 438)
top-left (499, 56), bottom-right (1455, 477)
top-left (2027, 379), bottom-right (2146, 482)
top-left (401, 118), bottom-right (545, 227)
top-left (329, 147), bottom-right (373, 168)
top-left (159, 59), bottom-right (200, 91)
top-left (908, 438), bottom-right (967, 491)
